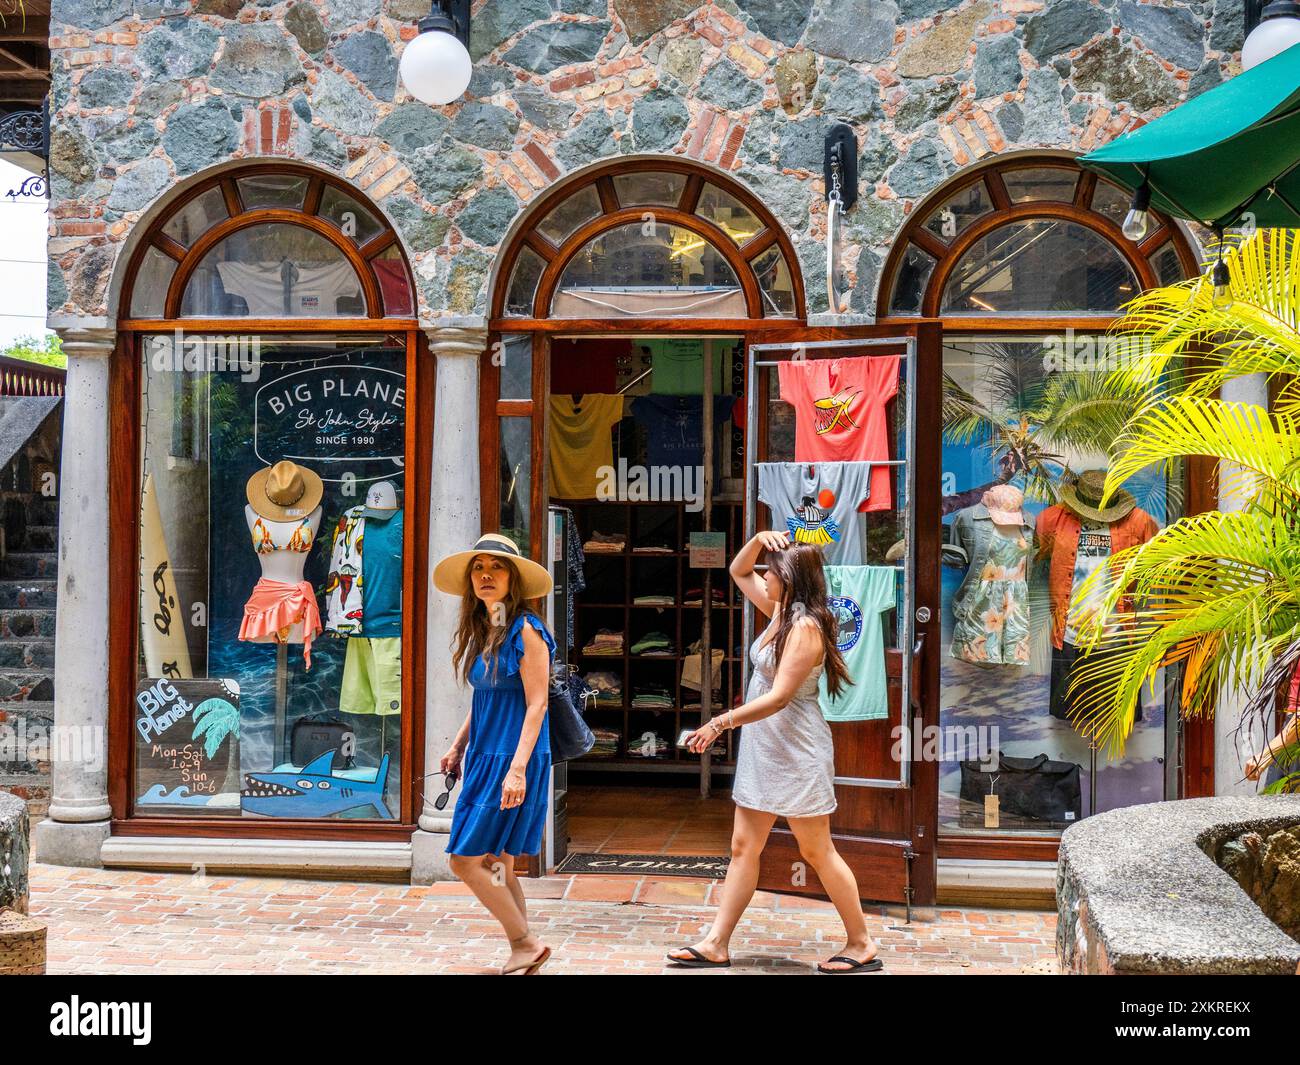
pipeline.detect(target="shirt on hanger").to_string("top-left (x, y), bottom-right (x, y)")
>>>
top-left (644, 338), bottom-right (726, 394)
top-left (360, 510), bottom-right (403, 638)
top-left (548, 394), bottom-right (627, 499)
top-left (216, 261), bottom-right (362, 316)
top-left (819, 565), bottom-right (898, 722)
top-left (777, 355), bottom-right (900, 512)
top-left (630, 393), bottom-right (736, 469)
top-left (757, 461), bottom-right (872, 566)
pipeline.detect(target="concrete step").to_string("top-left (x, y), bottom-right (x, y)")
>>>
top-left (0, 552), bottom-right (56, 579)
top-left (0, 580), bottom-right (56, 609)
top-left (0, 672), bottom-right (54, 701)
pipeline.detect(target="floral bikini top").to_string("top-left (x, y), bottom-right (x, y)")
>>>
top-left (252, 515), bottom-right (316, 555)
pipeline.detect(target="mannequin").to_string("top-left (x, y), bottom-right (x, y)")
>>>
top-left (239, 460), bottom-right (325, 667)
top-left (1036, 469), bottom-right (1158, 721)
top-left (947, 485), bottom-right (1035, 666)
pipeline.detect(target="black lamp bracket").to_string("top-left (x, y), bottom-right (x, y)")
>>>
top-left (823, 123), bottom-right (859, 211)
top-left (419, 0), bottom-right (471, 44)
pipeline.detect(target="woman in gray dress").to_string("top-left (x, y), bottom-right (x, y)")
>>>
top-left (668, 532), bottom-right (883, 974)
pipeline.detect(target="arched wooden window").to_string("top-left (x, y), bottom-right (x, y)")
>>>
top-left (121, 164), bottom-right (416, 322)
top-left (492, 160), bottom-right (804, 321)
top-left (878, 156), bottom-right (1198, 320)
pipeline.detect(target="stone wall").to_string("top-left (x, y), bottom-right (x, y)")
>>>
top-left (1215, 823), bottom-right (1300, 942)
top-left (0, 790), bottom-right (31, 914)
top-left (48, 0), bottom-right (1244, 325)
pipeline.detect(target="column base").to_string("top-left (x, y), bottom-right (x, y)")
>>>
top-left (33, 818), bottom-right (111, 868)
top-left (411, 827), bottom-right (456, 884)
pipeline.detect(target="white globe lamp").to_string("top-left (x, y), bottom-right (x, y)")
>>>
top-left (400, 3), bottom-right (472, 106)
top-left (1242, 1), bottom-right (1300, 70)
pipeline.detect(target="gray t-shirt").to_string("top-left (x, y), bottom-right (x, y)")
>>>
top-left (757, 461), bottom-right (872, 566)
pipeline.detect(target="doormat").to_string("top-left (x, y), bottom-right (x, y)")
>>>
top-left (557, 852), bottom-right (730, 879)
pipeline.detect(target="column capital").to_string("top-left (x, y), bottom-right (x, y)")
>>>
top-left (423, 320), bottom-right (489, 358)
top-left (53, 320), bottom-right (117, 359)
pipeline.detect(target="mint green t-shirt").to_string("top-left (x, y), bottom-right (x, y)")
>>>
top-left (819, 565), bottom-right (898, 722)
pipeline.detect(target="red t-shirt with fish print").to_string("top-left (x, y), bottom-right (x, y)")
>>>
top-left (777, 355), bottom-right (900, 512)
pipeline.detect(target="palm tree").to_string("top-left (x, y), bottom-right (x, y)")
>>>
top-left (1067, 229), bottom-right (1300, 794)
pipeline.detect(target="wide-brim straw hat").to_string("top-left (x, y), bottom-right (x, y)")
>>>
top-left (246, 460), bottom-right (324, 522)
top-left (1058, 469), bottom-right (1136, 524)
top-left (433, 533), bottom-right (553, 599)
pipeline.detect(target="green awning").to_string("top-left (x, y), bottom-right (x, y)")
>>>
top-left (1080, 41), bottom-right (1300, 229)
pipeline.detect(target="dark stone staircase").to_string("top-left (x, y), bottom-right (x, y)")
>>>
top-left (0, 402), bottom-right (62, 822)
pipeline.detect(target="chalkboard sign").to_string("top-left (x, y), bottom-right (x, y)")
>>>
top-left (134, 678), bottom-right (241, 815)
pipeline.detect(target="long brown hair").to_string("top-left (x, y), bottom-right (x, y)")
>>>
top-left (450, 555), bottom-right (529, 683)
top-left (766, 542), bottom-right (852, 699)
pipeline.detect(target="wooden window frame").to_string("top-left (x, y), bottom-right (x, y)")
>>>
top-left (108, 164), bottom-right (428, 842)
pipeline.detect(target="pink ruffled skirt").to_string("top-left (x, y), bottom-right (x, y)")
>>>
top-left (239, 578), bottom-right (323, 669)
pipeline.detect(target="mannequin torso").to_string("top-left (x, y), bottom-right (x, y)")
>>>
top-left (244, 503), bottom-right (323, 643)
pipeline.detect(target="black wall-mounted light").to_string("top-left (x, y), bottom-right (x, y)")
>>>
top-left (399, 0), bottom-right (473, 106)
top-left (823, 123), bottom-right (859, 210)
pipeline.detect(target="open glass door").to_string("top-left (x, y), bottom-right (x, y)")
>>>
top-left (743, 325), bottom-right (940, 907)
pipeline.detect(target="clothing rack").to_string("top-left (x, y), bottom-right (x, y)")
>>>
top-left (741, 336), bottom-right (918, 792)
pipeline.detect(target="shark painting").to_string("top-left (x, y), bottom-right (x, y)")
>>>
top-left (241, 750), bottom-right (393, 819)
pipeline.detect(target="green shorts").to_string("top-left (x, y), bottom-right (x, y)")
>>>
top-left (340, 636), bottom-right (402, 716)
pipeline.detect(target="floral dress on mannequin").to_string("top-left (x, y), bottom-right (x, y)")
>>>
top-left (948, 485), bottom-right (1034, 666)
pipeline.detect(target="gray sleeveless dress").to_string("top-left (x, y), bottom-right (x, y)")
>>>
top-left (730, 624), bottom-right (838, 818)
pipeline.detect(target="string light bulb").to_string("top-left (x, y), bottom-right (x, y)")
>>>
top-left (1122, 179), bottom-right (1151, 242)
top-left (1211, 255), bottom-right (1233, 310)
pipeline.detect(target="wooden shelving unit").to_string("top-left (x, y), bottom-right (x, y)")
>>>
top-left (559, 497), bottom-right (744, 774)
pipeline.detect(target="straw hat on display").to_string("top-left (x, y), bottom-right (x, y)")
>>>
top-left (1058, 469), bottom-right (1136, 524)
top-left (433, 533), bottom-right (554, 599)
top-left (246, 460), bottom-right (324, 521)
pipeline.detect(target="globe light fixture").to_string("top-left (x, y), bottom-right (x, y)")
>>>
top-left (399, 0), bottom-right (472, 106)
top-left (1242, 0), bottom-right (1300, 69)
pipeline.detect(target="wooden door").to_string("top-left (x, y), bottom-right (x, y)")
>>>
top-left (744, 323), bottom-right (941, 907)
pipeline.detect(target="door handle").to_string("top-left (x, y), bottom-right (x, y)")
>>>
top-left (909, 631), bottom-right (925, 714)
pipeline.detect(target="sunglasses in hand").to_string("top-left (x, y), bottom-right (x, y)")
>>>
top-left (427, 771), bottom-right (458, 811)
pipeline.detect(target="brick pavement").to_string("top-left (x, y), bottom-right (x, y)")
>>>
top-left (29, 863), bottom-right (1059, 975)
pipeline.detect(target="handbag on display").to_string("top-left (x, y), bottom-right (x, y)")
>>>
top-left (959, 753), bottom-right (1082, 825)
top-left (290, 714), bottom-right (356, 770)
top-left (548, 666), bottom-right (596, 762)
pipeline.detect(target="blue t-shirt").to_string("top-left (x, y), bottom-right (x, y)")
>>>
top-left (361, 510), bottom-right (403, 637)
top-left (630, 393), bottom-right (736, 469)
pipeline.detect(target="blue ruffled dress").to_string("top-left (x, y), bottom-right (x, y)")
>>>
top-left (447, 612), bottom-right (555, 857)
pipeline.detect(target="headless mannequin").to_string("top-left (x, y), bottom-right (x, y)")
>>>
top-left (244, 503), bottom-right (323, 643)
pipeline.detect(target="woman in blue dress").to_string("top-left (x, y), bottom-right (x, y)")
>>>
top-left (433, 533), bottom-right (556, 975)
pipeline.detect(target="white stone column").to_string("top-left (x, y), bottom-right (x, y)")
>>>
top-left (1214, 373), bottom-right (1270, 797)
top-left (33, 324), bottom-right (115, 867)
top-left (411, 323), bottom-right (486, 883)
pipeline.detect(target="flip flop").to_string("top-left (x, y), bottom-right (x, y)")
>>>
top-left (666, 946), bottom-right (731, 969)
top-left (503, 945), bottom-right (552, 976)
top-left (817, 954), bottom-right (884, 975)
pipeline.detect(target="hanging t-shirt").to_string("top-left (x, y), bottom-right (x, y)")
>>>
top-left (548, 394), bottom-right (626, 499)
top-left (819, 565), bottom-right (898, 722)
top-left (777, 355), bottom-right (900, 512)
top-left (360, 510), bottom-right (403, 638)
top-left (757, 461), bottom-right (872, 566)
top-left (216, 261), bottom-right (362, 316)
top-left (1064, 524), bottom-right (1112, 646)
top-left (630, 393), bottom-right (736, 470)
top-left (645, 338), bottom-right (726, 394)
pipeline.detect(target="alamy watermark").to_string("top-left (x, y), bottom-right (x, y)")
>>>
top-left (595, 459), bottom-right (706, 513)
top-left (1041, 329), bottom-right (1153, 374)
top-left (145, 329), bottom-right (262, 382)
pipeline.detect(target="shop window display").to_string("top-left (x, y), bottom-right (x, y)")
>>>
top-left (938, 339), bottom-right (1179, 835)
top-left (134, 335), bottom-right (408, 821)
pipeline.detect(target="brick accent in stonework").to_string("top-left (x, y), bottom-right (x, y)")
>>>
top-left (242, 105), bottom-right (296, 157)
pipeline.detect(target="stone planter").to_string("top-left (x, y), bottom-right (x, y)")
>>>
top-left (0, 790), bottom-right (29, 915)
top-left (1057, 796), bottom-right (1300, 974)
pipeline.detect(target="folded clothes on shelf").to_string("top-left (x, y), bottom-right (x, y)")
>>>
top-left (630, 631), bottom-right (674, 655)
top-left (631, 685), bottom-right (673, 709)
top-left (583, 530), bottom-right (626, 553)
top-left (683, 587), bottom-right (728, 607)
top-left (582, 628), bottom-right (625, 655)
top-left (632, 594), bottom-right (675, 607)
top-left (627, 731), bottom-right (672, 758)
top-left (632, 543), bottom-right (674, 554)
top-left (585, 727), bottom-right (622, 757)
top-left (581, 670), bottom-right (623, 708)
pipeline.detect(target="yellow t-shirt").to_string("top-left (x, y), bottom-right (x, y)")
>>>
top-left (548, 394), bottom-right (626, 499)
